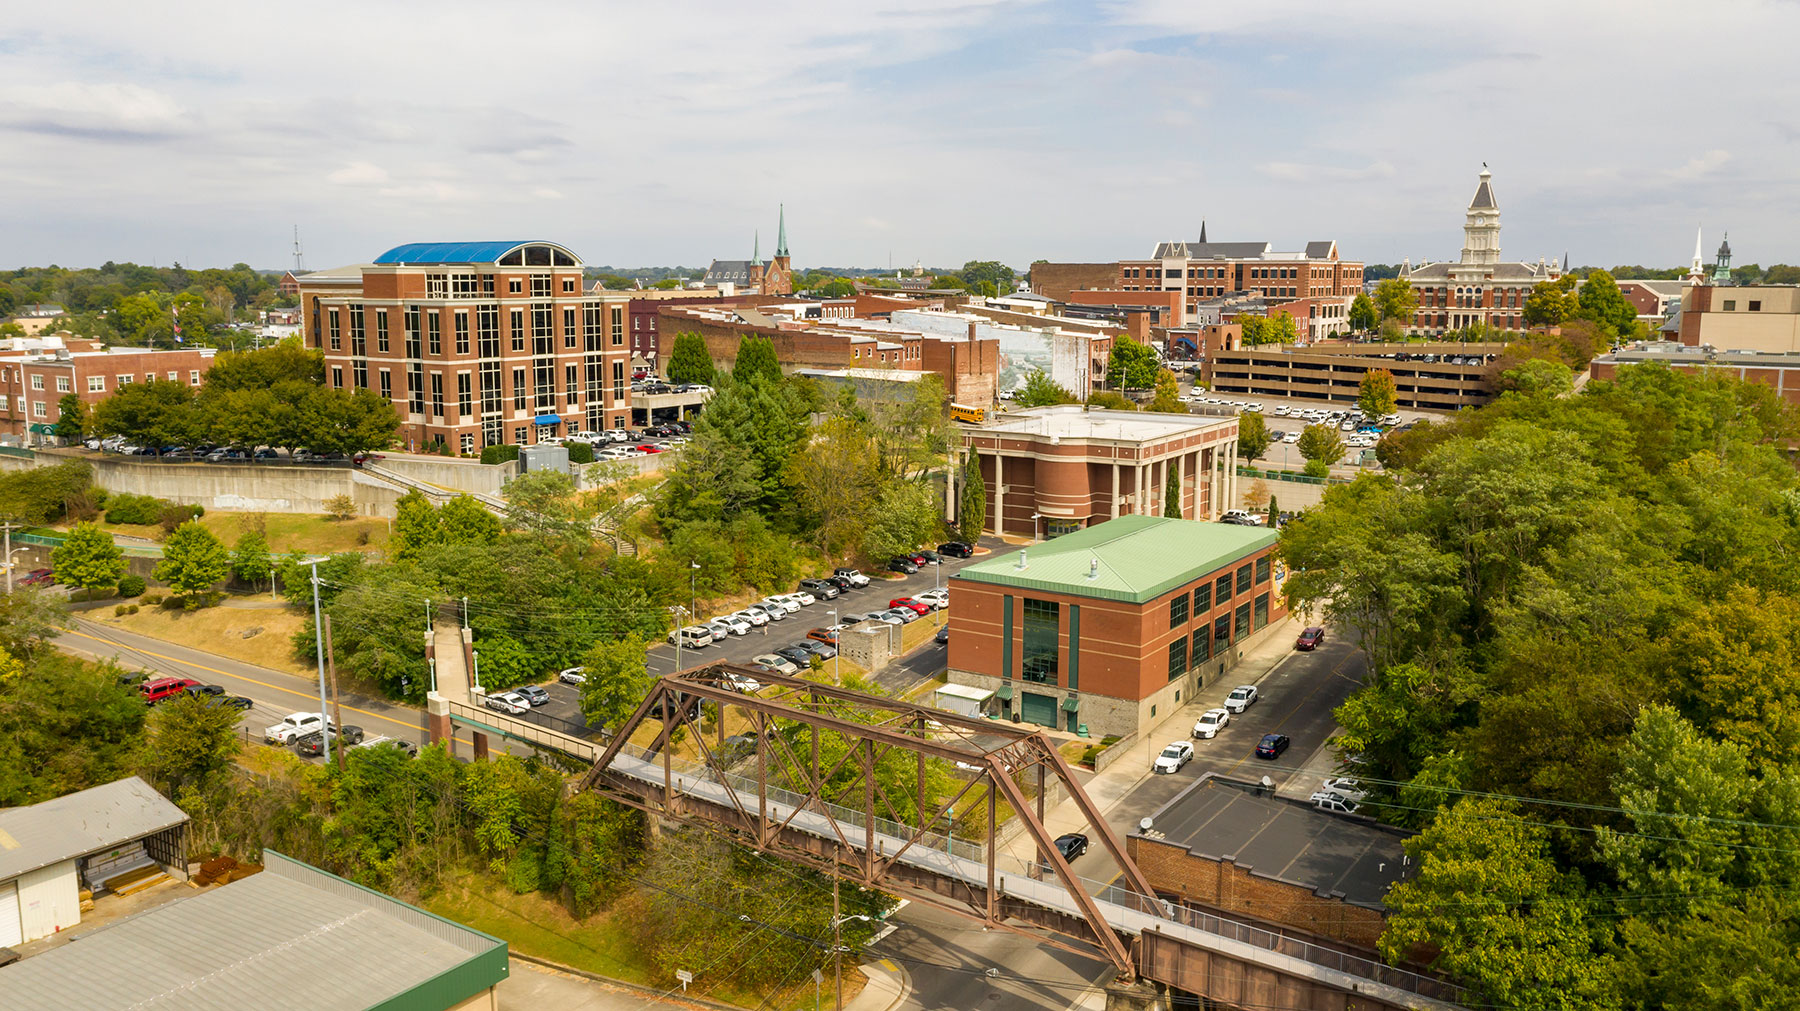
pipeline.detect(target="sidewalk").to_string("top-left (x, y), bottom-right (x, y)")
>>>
top-left (999, 611), bottom-right (1309, 865)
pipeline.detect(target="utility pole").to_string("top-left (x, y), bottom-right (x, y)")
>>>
top-left (310, 560), bottom-right (333, 767)
top-left (2, 521), bottom-right (17, 594)
top-left (833, 863), bottom-right (842, 1011)
top-left (325, 613), bottom-right (345, 773)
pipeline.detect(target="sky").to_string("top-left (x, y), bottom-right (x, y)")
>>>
top-left (2, 0), bottom-right (1794, 273)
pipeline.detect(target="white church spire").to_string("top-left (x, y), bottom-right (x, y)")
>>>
top-left (1687, 225), bottom-right (1706, 285)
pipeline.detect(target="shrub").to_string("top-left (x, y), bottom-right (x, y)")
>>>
top-left (105, 493), bottom-right (167, 525)
top-left (324, 494), bottom-right (356, 521)
top-left (481, 444), bottom-right (521, 466)
top-left (1303, 458), bottom-right (1331, 479)
top-left (114, 604), bottom-right (130, 616)
top-left (142, 593), bottom-right (164, 606)
top-left (117, 574), bottom-right (146, 597)
top-left (158, 503), bottom-right (204, 535)
top-left (567, 442), bottom-right (595, 464)
top-left (128, 604), bottom-right (139, 614)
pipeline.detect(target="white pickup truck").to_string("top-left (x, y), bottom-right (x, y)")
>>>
top-left (264, 712), bottom-right (327, 745)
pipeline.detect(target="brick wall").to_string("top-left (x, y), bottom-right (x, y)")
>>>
top-left (1128, 836), bottom-right (1390, 951)
top-left (1030, 263), bottom-right (1123, 301)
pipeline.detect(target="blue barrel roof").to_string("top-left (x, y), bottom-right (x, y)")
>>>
top-left (372, 241), bottom-right (568, 265)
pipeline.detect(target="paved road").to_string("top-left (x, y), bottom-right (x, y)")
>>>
top-left (872, 902), bottom-right (1107, 1011)
top-left (1062, 633), bottom-right (1365, 883)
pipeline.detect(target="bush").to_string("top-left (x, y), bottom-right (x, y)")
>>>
top-left (117, 574), bottom-right (146, 597)
top-left (324, 494), bottom-right (356, 521)
top-left (1303, 458), bottom-right (1331, 479)
top-left (142, 593), bottom-right (164, 606)
top-left (481, 444), bottom-right (521, 466)
top-left (105, 493), bottom-right (167, 525)
top-left (114, 604), bottom-right (129, 616)
top-left (567, 442), bottom-right (594, 464)
top-left (158, 503), bottom-right (204, 535)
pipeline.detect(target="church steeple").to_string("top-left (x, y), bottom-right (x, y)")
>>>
top-left (1713, 233), bottom-right (1733, 284)
top-left (776, 204), bottom-right (789, 259)
top-left (1687, 225), bottom-right (1706, 285)
top-left (751, 230), bottom-right (762, 267)
top-left (1198, 219), bottom-right (1208, 244)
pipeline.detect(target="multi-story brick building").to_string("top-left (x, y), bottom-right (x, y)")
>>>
top-left (0, 337), bottom-right (217, 444)
top-left (945, 515), bottom-right (1287, 738)
top-left (296, 241), bottom-right (632, 453)
top-left (961, 405), bottom-right (1240, 538)
top-left (1397, 168), bottom-right (1563, 334)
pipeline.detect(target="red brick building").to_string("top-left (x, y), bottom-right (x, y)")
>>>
top-left (0, 339), bottom-right (217, 444)
top-left (946, 515), bottom-right (1287, 738)
top-left (1398, 169), bottom-right (1563, 333)
top-left (296, 241), bottom-right (632, 454)
top-left (700, 206), bottom-right (794, 296)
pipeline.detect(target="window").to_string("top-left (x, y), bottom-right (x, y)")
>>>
top-left (0, 396), bottom-right (8, 412)
top-left (460, 433), bottom-right (475, 454)
top-left (455, 312), bottom-right (470, 355)
top-left (32, 401), bottom-right (45, 418)
top-left (408, 365), bottom-right (424, 414)
top-left (1750, 300), bottom-right (1763, 312)
top-left (457, 372), bottom-right (472, 418)
top-left (1255, 556), bottom-right (1271, 583)
top-left (1236, 564), bottom-right (1252, 594)
top-left (531, 274), bottom-right (551, 297)
top-left (565, 364), bottom-right (579, 403)
top-left (563, 307), bottom-right (578, 349)
top-left (532, 305), bottom-right (553, 355)
top-left (1254, 592), bottom-right (1270, 629)
top-left (428, 313), bottom-right (442, 356)
top-left (117, 375), bottom-right (132, 387)
top-left (1235, 602), bottom-right (1252, 639)
top-left (1724, 300), bottom-right (1737, 311)
top-left (55, 376), bottom-right (70, 392)
top-left (332, 367), bottom-right (343, 389)
top-left (508, 279), bottom-right (523, 294)
top-left (1213, 614), bottom-right (1231, 653)
top-left (583, 305), bottom-right (603, 350)
top-left (1215, 573), bottom-right (1232, 603)
top-left (562, 278), bottom-right (576, 294)
top-left (1021, 598), bottom-right (1059, 684)
top-left (29, 374), bottom-right (42, 390)
top-left (430, 372), bottom-right (444, 417)
top-left (510, 309), bottom-right (525, 351)
top-left (481, 362), bottom-right (501, 414)
top-left (328, 308), bottom-right (341, 350)
top-left (1192, 626), bottom-right (1210, 662)
top-left (513, 426), bottom-right (527, 445)
top-left (189, 370), bottom-right (200, 384)
top-left (477, 306), bottom-right (499, 357)
top-left (352, 360), bottom-right (367, 389)
top-left (1169, 593), bottom-right (1188, 627)
top-left (379, 370), bottom-right (392, 400)
top-left (1167, 637), bottom-right (1188, 681)
top-left (512, 368), bottom-right (527, 412)
top-left (426, 273), bottom-right (448, 298)
top-left (405, 306), bottom-right (421, 358)
top-left (611, 306), bottom-right (624, 346)
top-left (611, 360), bottom-right (625, 400)
top-left (87, 376), bottom-right (105, 392)
top-left (349, 304), bottom-right (365, 355)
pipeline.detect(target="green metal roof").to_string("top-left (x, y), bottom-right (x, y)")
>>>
top-left (953, 515), bottom-right (1277, 604)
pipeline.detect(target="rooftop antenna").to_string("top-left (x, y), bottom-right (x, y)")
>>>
top-left (292, 226), bottom-right (307, 273)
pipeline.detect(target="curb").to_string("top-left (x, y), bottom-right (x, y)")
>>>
top-left (847, 958), bottom-right (913, 1011)
top-left (506, 953), bottom-right (754, 1011)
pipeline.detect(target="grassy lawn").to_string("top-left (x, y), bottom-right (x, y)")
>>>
top-left (99, 601), bottom-right (314, 677)
top-left (422, 877), bottom-right (856, 1011)
top-left (53, 511), bottom-right (389, 555)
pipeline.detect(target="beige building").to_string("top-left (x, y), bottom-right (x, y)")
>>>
top-left (1675, 284), bottom-right (1800, 352)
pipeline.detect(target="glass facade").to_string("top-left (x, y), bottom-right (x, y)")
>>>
top-left (1192, 583), bottom-right (1211, 614)
top-left (1170, 593), bottom-right (1188, 627)
top-left (1021, 598), bottom-right (1059, 684)
top-left (1167, 637), bottom-right (1187, 681)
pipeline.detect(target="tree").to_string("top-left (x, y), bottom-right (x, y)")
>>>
top-left (665, 332), bottom-right (715, 385)
top-left (1084, 391), bottom-right (1136, 410)
top-left (960, 260), bottom-right (1017, 292)
top-left (576, 635), bottom-right (654, 732)
top-left (784, 415), bottom-right (880, 558)
top-left (1497, 359), bottom-right (1574, 398)
top-left (389, 490), bottom-right (442, 563)
top-left (1372, 278), bottom-right (1418, 324)
top-left (1106, 335), bottom-right (1160, 389)
top-left (732, 336), bottom-right (782, 386)
top-left (1163, 470), bottom-right (1180, 517)
top-left (141, 694), bottom-right (240, 795)
top-left (1357, 369), bottom-right (1398, 418)
top-left (1522, 276), bottom-right (1578, 327)
top-left (203, 343), bottom-right (323, 389)
top-left (1296, 423), bottom-right (1346, 467)
top-left (231, 530), bottom-right (272, 593)
top-left (52, 522), bottom-right (125, 595)
top-left (1348, 292), bottom-right (1378, 332)
top-left (439, 495), bottom-right (501, 546)
top-left (502, 470), bottom-right (585, 539)
top-left (958, 451), bottom-right (986, 544)
top-left (861, 481), bottom-right (941, 561)
top-left (89, 378), bottom-right (199, 447)
top-left (1013, 370), bottom-right (1078, 407)
top-left (53, 393), bottom-right (86, 440)
top-left (153, 521), bottom-right (231, 602)
top-left (1239, 312), bottom-right (1298, 346)
top-left (296, 386), bottom-right (398, 455)
top-left (1381, 798), bottom-right (1622, 1010)
top-left (1266, 495), bottom-right (1278, 528)
top-left (1236, 411), bottom-right (1271, 462)
top-left (324, 494), bottom-right (356, 521)
top-left (1147, 369), bottom-right (1185, 413)
top-left (1575, 269), bottom-right (1638, 337)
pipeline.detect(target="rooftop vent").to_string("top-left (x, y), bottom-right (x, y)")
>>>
top-left (1015, 549), bottom-right (1028, 570)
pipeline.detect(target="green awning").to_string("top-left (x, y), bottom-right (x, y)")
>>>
top-left (994, 683), bottom-right (1013, 700)
top-left (28, 423), bottom-right (56, 434)
top-left (1061, 696), bottom-right (1080, 713)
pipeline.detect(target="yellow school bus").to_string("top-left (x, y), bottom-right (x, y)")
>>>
top-left (949, 403), bottom-right (986, 425)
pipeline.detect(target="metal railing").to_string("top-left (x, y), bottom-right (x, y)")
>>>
top-left (445, 699), bottom-right (603, 762)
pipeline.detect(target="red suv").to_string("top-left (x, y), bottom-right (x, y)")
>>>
top-left (139, 677), bottom-right (201, 704)
top-left (19, 568), bottom-right (54, 587)
top-left (1295, 627), bottom-right (1325, 651)
top-left (889, 597), bottom-right (931, 615)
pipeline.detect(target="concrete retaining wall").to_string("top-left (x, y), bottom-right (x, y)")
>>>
top-left (374, 454), bottom-right (516, 495)
top-left (2, 450), bottom-right (411, 518)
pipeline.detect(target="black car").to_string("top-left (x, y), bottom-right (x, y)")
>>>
top-left (774, 645), bottom-right (817, 668)
top-left (650, 693), bottom-right (701, 720)
top-left (185, 684), bottom-right (226, 697)
top-left (798, 578), bottom-right (840, 599)
top-left (887, 557), bottom-right (919, 574)
top-left (795, 639), bottom-right (838, 661)
top-left (840, 612), bottom-right (870, 625)
top-left (205, 695), bottom-right (255, 712)
top-left (1053, 833), bottom-right (1089, 861)
top-left (672, 420), bottom-right (694, 434)
top-left (937, 541), bottom-right (975, 559)
top-left (1255, 733), bottom-right (1291, 759)
top-left (825, 574), bottom-right (855, 591)
top-left (515, 685), bottom-right (550, 707)
top-left (917, 549), bottom-right (942, 565)
top-left (935, 625), bottom-right (948, 645)
top-left (296, 726), bottom-right (365, 756)
top-left (117, 671), bottom-right (148, 687)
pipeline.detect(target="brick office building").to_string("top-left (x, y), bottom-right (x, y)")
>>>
top-left (1590, 342), bottom-right (1800, 406)
top-left (297, 241), bottom-right (632, 453)
top-left (1397, 168), bottom-right (1563, 334)
top-left (945, 515), bottom-right (1287, 738)
top-left (961, 406), bottom-right (1240, 538)
top-left (0, 338), bottom-right (217, 444)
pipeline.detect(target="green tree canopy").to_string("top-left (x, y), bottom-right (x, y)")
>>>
top-left (53, 393), bottom-right (87, 440)
top-left (1106, 335), bottom-right (1160, 389)
top-left (576, 634), bottom-right (654, 732)
top-left (1575, 269), bottom-right (1638, 337)
top-left (665, 331), bottom-right (715, 385)
top-left (231, 529), bottom-right (273, 592)
top-left (1522, 276), bottom-right (1578, 327)
top-left (1296, 423), bottom-right (1346, 466)
top-left (52, 521), bottom-right (125, 593)
top-left (1372, 278), bottom-right (1418, 324)
top-left (439, 495), bottom-right (502, 546)
top-left (958, 451), bottom-right (986, 543)
top-left (1146, 369), bottom-right (1185, 413)
top-left (153, 520), bottom-right (231, 600)
top-left (1236, 410), bottom-right (1270, 462)
top-left (389, 490), bottom-right (443, 562)
top-left (1348, 292), bottom-right (1378, 332)
top-left (1239, 312), bottom-right (1298, 346)
top-left (141, 694), bottom-right (241, 796)
top-left (731, 335), bottom-right (782, 386)
top-left (1012, 370), bottom-right (1078, 407)
top-left (1357, 368), bottom-right (1398, 417)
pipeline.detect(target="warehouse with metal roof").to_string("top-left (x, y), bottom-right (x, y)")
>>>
top-left (0, 851), bottom-right (508, 1011)
top-left (0, 776), bottom-right (189, 948)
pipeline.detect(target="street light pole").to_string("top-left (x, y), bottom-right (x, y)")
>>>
top-left (828, 609), bottom-right (838, 683)
top-left (671, 605), bottom-right (686, 672)
top-left (690, 561), bottom-right (701, 624)
top-left (309, 559), bottom-right (332, 767)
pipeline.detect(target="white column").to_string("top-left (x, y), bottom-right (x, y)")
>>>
top-left (1227, 439), bottom-right (1239, 509)
top-left (1111, 463), bottom-right (1121, 518)
top-left (992, 453), bottom-right (1004, 536)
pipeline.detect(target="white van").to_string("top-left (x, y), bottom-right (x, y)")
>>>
top-left (668, 625), bottom-right (712, 649)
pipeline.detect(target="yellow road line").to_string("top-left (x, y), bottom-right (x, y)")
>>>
top-left (1220, 648), bottom-right (1353, 780)
top-left (64, 628), bottom-right (428, 737)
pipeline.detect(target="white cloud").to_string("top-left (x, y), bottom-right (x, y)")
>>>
top-left (328, 161), bottom-right (389, 186)
top-left (1667, 149), bottom-right (1731, 181)
top-left (0, 81), bottom-right (188, 139)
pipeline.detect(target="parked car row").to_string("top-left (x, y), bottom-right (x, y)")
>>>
top-left (138, 676), bottom-right (253, 710)
top-left (90, 436), bottom-right (358, 465)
